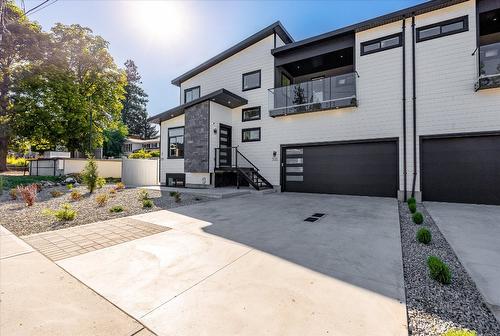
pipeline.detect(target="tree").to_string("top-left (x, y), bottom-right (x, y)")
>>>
top-left (103, 124), bottom-right (127, 158)
top-left (11, 23), bottom-right (127, 154)
top-left (0, 1), bottom-right (46, 170)
top-left (121, 59), bottom-right (157, 139)
top-left (81, 156), bottom-right (99, 194)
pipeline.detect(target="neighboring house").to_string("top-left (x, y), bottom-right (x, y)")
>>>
top-left (122, 137), bottom-right (160, 155)
top-left (149, 0), bottom-right (500, 205)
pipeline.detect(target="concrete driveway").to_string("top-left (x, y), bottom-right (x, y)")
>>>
top-left (426, 202), bottom-right (500, 323)
top-left (57, 193), bottom-right (407, 335)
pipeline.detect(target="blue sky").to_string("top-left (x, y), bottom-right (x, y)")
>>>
top-left (21, 0), bottom-right (424, 116)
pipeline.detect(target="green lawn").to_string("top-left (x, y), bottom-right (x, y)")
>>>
top-left (0, 175), bottom-right (61, 191)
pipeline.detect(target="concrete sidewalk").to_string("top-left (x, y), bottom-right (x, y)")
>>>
top-left (0, 225), bottom-right (154, 336)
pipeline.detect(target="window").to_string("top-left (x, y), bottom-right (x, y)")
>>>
top-left (184, 86), bottom-right (200, 103)
top-left (242, 70), bottom-right (261, 91)
top-left (416, 16), bottom-right (468, 42)
top-left (361, 33), bottom-right (402, 55)
top-left (168, 127), bottom-right (184, 158)
top-left (281, 73), bottom-right (291, 86)
top-left (242, 127), bottom-right (261, 142)
top-left (166, 174), bottom-right (185, 187)
top-left (242, 106), bottom-right (261, 122)
top-left (123, 143), bottom-right (132, 152)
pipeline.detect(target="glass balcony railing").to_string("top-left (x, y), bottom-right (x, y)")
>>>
top-left (268, 73), bottom-right (357, 117)
top-left (475, 42), bottom-right (500, 91)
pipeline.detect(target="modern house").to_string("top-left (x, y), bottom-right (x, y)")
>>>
top-left (122, 136), bottom-right (160, 155)
top-left (149, 0), bottom-right (500, 205)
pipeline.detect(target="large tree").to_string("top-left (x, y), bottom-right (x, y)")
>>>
top-left (0, 1), bottom-right (46, 170)
top-left (11, 23), bottom-right (127, 154)
top-left (121, 59), bottom-right (157, 139)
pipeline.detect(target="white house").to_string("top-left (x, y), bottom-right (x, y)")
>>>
top-left (149, 0), bottom-right (500, 205)
top-left (122, 136), bottom-right (160, 155)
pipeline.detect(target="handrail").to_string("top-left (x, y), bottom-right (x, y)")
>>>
top-left (214, 146), bottom-right (259, 172)
top-left (235, 148), bottom-right (259, 172)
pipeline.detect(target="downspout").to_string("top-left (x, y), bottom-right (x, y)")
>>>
top-left (402, 18), bottom-right (407, 201)
top-left (411, 15), bottom-right (417, 198)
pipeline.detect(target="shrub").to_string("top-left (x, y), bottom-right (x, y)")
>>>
top-left (128, 149), bottom-right (152, 159)
top-left (169, 191), bottom-right (177, 197)
top-left (442, 329), bottom-right (477, 336)
top-left (9, 188), bottom-right (17, 200)
top-left (427, 255), bottom-right (451, 284)
top-left (109, 188), bottom-right (117, 195)
top-left (66, 183), bottom-right (74, 190)
top-left (70, 190), bottom-right (82, 201)
top-left (95, 194), bottom-right (109, 207)
top-left (43, 203), bottom-right (77, 221)
top-left (7, 156), bottom-right (28, 167)
top-left (17, 184), bottom-right (38, 206)
top-left (142, 199), bottom-right (153, 208)
top-left (150, 150), bottom-right (160, 158)
top-left (138, 189), bottom-right (149, 201)
top-left (81, 156), bottom-right (100, 193)
top-left (50, 190), bottom-right (63, 198)
top-left (0, 176), bottom-right (3, 194)
top-left (412, 212), bottom-right (424, 224)
top-left (408, 202), bottom-right (417, 213)
top-left (416, 227), bottom-right (432, 244)
top-left (407, 197), bottom-right (416, 205)
top-left (115, 182), bottom-right (125, 191)
top-left (109, 205), bottom-right (124, 213)
top-left (96, 176), bottom-right (106, 189)
top-left (174, 192), bottom-right (181, 203)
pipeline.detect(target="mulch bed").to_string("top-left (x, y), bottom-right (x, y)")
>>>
top-left (0, 185), bottom-right (210, 236)
top-left (399, 201), bottom-right (500, 335)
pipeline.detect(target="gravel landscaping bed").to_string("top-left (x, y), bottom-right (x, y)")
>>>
top-left (399, 202), bottom-right (500, 336)
top-left (0, 185), bottom-right (211, 236)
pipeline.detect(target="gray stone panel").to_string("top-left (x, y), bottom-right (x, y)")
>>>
top-left (184, 101), bottom-right (209, 173)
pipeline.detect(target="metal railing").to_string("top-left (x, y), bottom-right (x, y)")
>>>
top-left (268, 72), bottom-right (357, 117)
top-left (475, 41), bottom-right (500, 90)
top-left (214, 147), bottom-right (259, 171)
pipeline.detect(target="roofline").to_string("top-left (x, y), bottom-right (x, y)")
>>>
top-left (272, 0), bottom-right (467, 54)
top-left (171, 21), bottom-right (294, 86)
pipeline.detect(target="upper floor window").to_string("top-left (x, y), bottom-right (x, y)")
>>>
top-left (168, 127), bottom-right (184, 158)
top-left (416, 16), bottom-right (468, 42)
top-left (184, 86), bottom-right (200, 103)
top-left (242, 70), bottom-right (261, 91)
top-left (242, 106), bottom-right (261, 122)
top-left (361, 33), bottom-right (402, 56)
top-left (242, 127), bottom-right (261, 142)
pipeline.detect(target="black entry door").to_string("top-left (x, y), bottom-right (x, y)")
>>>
top-left (219, 124), bottom-right (232, 167)
top-left (283, 140), bottom-right (398, 197)
top-left (421, 134), bottom-right (500, 205)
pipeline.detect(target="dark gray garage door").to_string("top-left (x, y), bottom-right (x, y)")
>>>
top-left (283, 140), bottom-right (398, 197)
top-left (421, 134), bottom-right (500, 205)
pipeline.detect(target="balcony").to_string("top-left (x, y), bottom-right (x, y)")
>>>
top-left (268, 73), bottom-right (357, 117)
top-left (475, 42), bottom-right (500, 91)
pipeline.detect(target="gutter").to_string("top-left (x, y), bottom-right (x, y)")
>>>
top-left (402, 18), bottom-right (407, 201)
top-left (411, 15), bottom-right (417, 198)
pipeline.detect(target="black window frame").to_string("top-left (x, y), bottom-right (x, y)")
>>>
top-left (242, 106), bottom-right (261, 122)
top-left (242, 70), bottom-right (261, 91)
top-left (184, 86), bottom-right (200, 103)
top-left (241, 127), bottom-right (261, 142)
top-left (165, 173), bottom-right (185, 187)
top-left (360, 33), bottom-right (403, 56)
top-left (167, 126), bottom-right (184, 159)
top-left (416, 15), bottom-right (469, 43)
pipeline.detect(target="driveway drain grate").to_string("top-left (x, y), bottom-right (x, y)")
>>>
top-left (304, 217), bottom-right (319, 222)
top-left (312, 213), bottom-right (325, 217)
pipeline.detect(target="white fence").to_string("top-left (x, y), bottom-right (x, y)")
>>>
top-left (121, 158), bottom-right (159, 186)
top-left (29, 158), bottom-right (122, 178)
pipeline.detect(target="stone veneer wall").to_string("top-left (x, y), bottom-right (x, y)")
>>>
top-left (184, 101), bottom-right (209, 173)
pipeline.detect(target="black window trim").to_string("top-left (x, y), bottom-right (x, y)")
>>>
top-left (167, 126), bottom-right (184, 159)
top-left (241, 127), bottom-right (261, 142)
top-left (165, 173), bottom-right (185, 187)
top-left (416, 15), bottom-right (469, 43)
top-left (242, 70), bottom-right (261, 91)
top-left (242, 106), bottom-right (261, 122)
top-left (360, 32), bottom-right (403, 56)
top-left (184, 86), bottom-right (200, 103)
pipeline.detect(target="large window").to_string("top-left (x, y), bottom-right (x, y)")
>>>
top-left (242, 106), bottom-right (261, 122)
top-left (242, 127), bottom-right (261, 142)
top-left (168, 127), bottom-right (184, 158)
top-left (184, 86), bottom-right (200, 103)
top-left (242, 70), bottom-right (261, 91)
top-left (416, 16), bottom-right (468, 42)
top-left (361, 33), bottom-right (402, 56)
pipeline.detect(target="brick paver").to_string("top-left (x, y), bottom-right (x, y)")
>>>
top-left (22, 218), bottom-right (170, 261)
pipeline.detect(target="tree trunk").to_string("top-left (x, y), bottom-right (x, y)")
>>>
top-left (0, 69), bottom-right (10, 172)
top-left (0, 136), bottom-right (7, 171)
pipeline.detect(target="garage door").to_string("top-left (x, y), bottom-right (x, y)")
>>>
top-left (282, 140), bottom-right (398, 197)
top-left (421, 134), bottom-right (500, 205)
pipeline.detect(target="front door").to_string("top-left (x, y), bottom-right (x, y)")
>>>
top-left (219, 124), bottom-right (232, 167)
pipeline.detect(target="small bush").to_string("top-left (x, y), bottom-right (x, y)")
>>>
top-left (109, 205), bottom-right (124, 213)
top-left (142, 199), bottom-right (153, 208)
top-left (442, 329), bottom-right (477, 336)
top-left (95, 193), bottom-right (109, 207)
top-left (174, 192), bottom-right (181, 203)
top-left (9, 188), bottom-right (17, 200)
top-left (70, 190), bottom-right (82, 201)
top-left (66, 183), bottom-right (74, 190)
top-left (17, 184), bottom-right (38, 206)
top-left (169, 191), bottom-right (178, 197)
top-left (412, 212), bottom-right (424, 224)
top-left (0, 176), bottom-right (3, 194)
top-left (407, 197), bottom-right (416, 205)
top-left (138, 189), bottom-right (149, 201)
top-left (96, 176), bottom-right (106, 189)
top-left (128, 149), bottom-right (152, 159)
top-left (43, 203), bottom-right (77, 221)
top-left (408, 202), bottom-right (417, 213)
top-left (81, 156), bottom-right (100, 193)
top-left (115, 182), bottom-right (125, 191)
top-left (50, 190), bottom-right (63, 198)
top-left (416, 227), bottom-right (432, 244)
top-left (150, 150), bottom-right (160, 158)
top-left (427, 255), bottom-right (451, 284)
